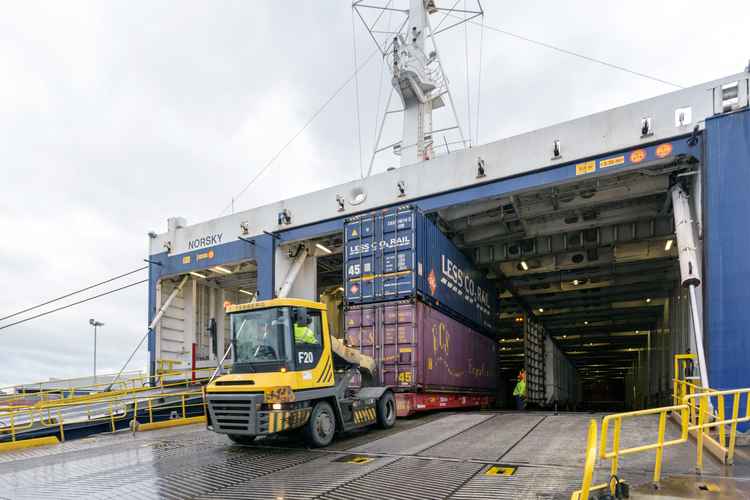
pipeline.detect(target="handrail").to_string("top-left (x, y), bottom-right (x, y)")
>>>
top-left (0, 359), bottom-right (231, 404)
top-left (1, 386), bottom-right (207, 442)
top-left (599, 404), bottom-right (689, 484)
top-left (571, 353), bottom-right (750, 499)
top-left (0, 366), bottom-right (217, 408)
top-left (682, 387), bottom-right (750, 467)
top-left (571, 420), bottom-right (605, 500)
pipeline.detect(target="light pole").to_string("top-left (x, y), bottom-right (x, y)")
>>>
top-left (89, 319), bottom-right (104, 381)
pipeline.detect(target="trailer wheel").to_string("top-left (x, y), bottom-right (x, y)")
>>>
top-left (304, 401), bottom-right (336, 447)
top-left (227, 434), bottom-right (256, 445)
top-left (376, 391), bottom-right (396, 429)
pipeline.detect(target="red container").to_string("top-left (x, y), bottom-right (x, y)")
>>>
top-left (344, 300), bottom-right (497, 394)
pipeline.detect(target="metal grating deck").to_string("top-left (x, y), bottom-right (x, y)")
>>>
top-left (0, 411), bottom-right (734, 499)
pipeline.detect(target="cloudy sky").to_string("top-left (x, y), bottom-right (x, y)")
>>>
top-left (1, 0), bottom-right (747, 388)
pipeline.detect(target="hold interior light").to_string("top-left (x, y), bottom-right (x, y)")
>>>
top-left (272, 403), bottom-right (282, 410)
top-left (665, 239), bottom-right (674, 251)
top-left (584, 321), bottom-right (589, 325)
top-left (646, 297), bottom-right (652, 303)
top-left (190, 272), bottom-right (207, 279)
top-left (315, 243), bottom-right (333, 255)
top-left (572, 279), bottom-right (580, 286)
top-left (538, 308), bottom-right (544, 313)
top-left (520, 260), bottom-right (529, 271)
top-left (239, 289), bottom-right (254, 296)
top-left (213, 266), bottom-right (232, 274)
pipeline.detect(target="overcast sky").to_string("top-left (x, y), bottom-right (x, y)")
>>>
top-left (1, 1), bottom-right (747, 388)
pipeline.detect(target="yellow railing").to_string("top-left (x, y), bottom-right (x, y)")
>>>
top-left (571, 420), bottom-right (608, 500)
top-left (0, 365), bottom-right (216, 410)
top-left (0, 358), bottom-right (229, 407)
top-left (571, 354), bottom-right (750, 499)
top-left (0, 388), bottom-right (206, 444)
top-left (0, 371), bottom-right (144, 405)
top-left (599, 404), bottom-right (689, 484)
top-left (684, 387), bottom-right (750, 468)
top-left (0, 359), bottom-right (235, 445)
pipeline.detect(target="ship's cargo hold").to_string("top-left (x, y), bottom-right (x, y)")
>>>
top-left (344, 206), bottom-right (496, 332)
top-left (544, 336), bottom-right (579, 407)
top-left (344, 299), bottom-right (497, 394)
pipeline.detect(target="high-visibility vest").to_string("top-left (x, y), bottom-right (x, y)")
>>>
top-left (294, 324), bottom-right (317, 344)
top-left (513, 379), bottom-right (526, 397)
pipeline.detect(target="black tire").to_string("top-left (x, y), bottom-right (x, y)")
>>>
top-left (228, 434), bottom-right (256, 445)
top-left (376, 391), bottom-right (396, 429)
top-left (303, 401), bottom-right (336, 448)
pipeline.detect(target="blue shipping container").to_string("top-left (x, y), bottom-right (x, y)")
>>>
top-left (344, 206), bottom-right (496, 331)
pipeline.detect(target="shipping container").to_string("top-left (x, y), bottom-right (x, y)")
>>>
top-left (344, 299), bottom-right (497, 395)
top-left (544, 336), bottom-right (579, 407)
top-left (344, 206), bottom-right (496, 332)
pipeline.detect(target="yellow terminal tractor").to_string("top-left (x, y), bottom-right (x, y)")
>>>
top-left (205, 298), bottom-right (396, 447)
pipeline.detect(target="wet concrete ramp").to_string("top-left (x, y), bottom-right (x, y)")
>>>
top-left (0, 411), bottom-right (736, 499)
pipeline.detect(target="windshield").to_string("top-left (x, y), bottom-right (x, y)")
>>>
top-left (231, 307), bottom-right (292, 371)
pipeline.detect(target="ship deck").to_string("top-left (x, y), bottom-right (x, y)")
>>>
top-left (1, 411), bottom-right (747, 499)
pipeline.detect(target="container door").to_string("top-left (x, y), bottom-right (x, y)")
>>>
top-left (382, 302), bottom-right (417, 389)
top-left (376, 209), bottom-right (416, 300)
top-left (345, 218), bottom-right (375, 302)
top-left (344, 305), bottom-right (379, 384)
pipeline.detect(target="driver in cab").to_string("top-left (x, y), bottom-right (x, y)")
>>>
top-left (293, 313), bottom-right (318, 345)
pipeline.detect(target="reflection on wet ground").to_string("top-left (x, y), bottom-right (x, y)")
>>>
top-left (0, 411), bottom-right (745, 499)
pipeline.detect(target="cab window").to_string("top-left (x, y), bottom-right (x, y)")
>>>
top-left (292, 307), bottom-right (323, 370)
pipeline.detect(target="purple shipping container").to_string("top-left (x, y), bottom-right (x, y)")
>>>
top-left (345, 299), bottom-right (497, 393)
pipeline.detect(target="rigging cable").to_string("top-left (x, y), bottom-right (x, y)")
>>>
top-left (351, 8), bottom-right (364, 179)
top-left (372, 6), bottom-right (393, 146)
top-left (463, 0), bottom-right (472, 147)
top-left (475, 9), bottom-right (485, 146)
top-left (0, 279), bottom-right (148, 332)
top-left (446, 13), bottom-right (683, 89)
top-left (219, 48), bottom-right (379, 216)
top-left (0, 266), bottom-right (148, 323)
top-left (434, 0), bottom-right (462, 32)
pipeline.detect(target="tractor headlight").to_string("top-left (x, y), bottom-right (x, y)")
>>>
top-left (264, 386), bottom-right (296, 404)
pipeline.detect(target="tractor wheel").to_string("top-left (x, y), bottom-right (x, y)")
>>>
top-left (304, 401), bottom-right (336, 447)
top-left (376, 391), bottom-right (397, 429)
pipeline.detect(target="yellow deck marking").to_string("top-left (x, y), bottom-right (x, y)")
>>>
top-left (485, 465), bottom-right (517, 476)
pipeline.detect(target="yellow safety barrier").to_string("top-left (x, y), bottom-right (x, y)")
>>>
top-left (684, 387), bottom-right (750, 468)
top-left (571, 421), bottom-right (602, 500)
top-left (137, 415), bottom-right (206, 432)
top-left (1, 386), bottom-right (207, 444)
top-left (0, 361), bottom-right (226, 406)
top-left (571, 353), bottom-right (750, 499)
top-left (0, 365), bottom-right (216, 410)
top-left (0, 360), bottom-right (233, 447)
top-left (599, 404), bottom-right (689, 484)
top-left (0, 436), bottom-right (59, 453)
top-left (131, 391), bottom-right (206, 432)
